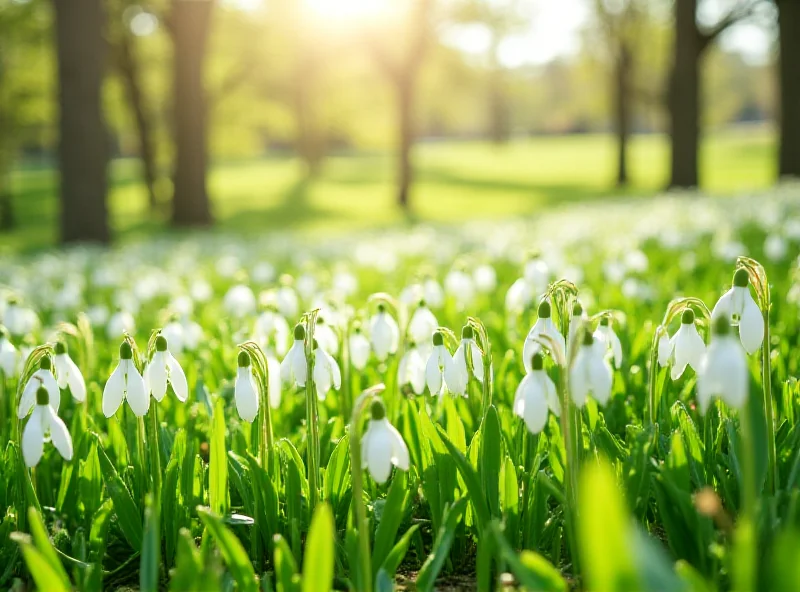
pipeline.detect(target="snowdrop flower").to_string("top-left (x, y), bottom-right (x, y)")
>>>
top-left (106, 310), bottom-right (135, 340)
top-left (445, 268), bottom-right (475, 308)
top-left (313, 341), bottom-right (341, 400)
top-left (473, 264), bottom-right (497, 293)
top-left (0, 327), bottom-right (18, 376)
top-left (593, 317), bottom-right (623, 368)
top-left (697, 317), bottom-right (748, 414)
top-left (665, 309), bottom-right (706, 379)
top-left (18, 356), bottom-right (61, 418)
top-left (53, 342), bottom-right (86, 403)
top-left (657, 330), bottom-right (672, 367)
top-left (369, 304), bottom-right (399, 361)
top-left (568, 302), bottom-right (587, 346)
top-left (570, 330), bottom-right (613, 407)
top-left (764, 235), bottom-right (787, 261)
top-left (398, 343), bottom-right (426, 395)
top-left (103, 341), bottom-right (149, 417)
top-left (350, 326), bottom-right (371, 371)
top-left (445, 326), bottom-right (483, 397)
top-left (314, 317), bottom-right (339, 356)
top-left (254, 308), bottom-right (290, 356)
top-left (333, 270), bottom-right (358, 296)
top-left (408, 301), bottom-right (438, 345)
top-left (426, 331), bottom-right (453, 396)
top-left (276, 284), bottom-right (299, 319)
top-left (361, 399), bottom-right (409, 484)
top-left (144, 336), bottom-right (188, 403)
top-left (280, 325), bottom-right (308, 387)
top-left (265, 354), bottom-right (282, 409)
top-left (523, 301), bottom-right (566, 371)
top-left (514, 352), bottom-right (560, 434)
top-left (710, 268), bottom-right (764, 355)
top-left (235, 351), bottom-right (259, 422)
top-left (224, 284), bottom-right (257, 319)
top-left (4, 298), bottom-right (37, 337)
top-left (400, 279), bottom-right (444, 309)
top-left (22, 386), bottom-right (73, 467)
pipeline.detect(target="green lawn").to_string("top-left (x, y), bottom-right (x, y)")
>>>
top-left (1, 127), bottom-right (777, 252)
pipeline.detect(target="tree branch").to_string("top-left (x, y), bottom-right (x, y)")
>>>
top-left (698, 0), bottom-right (759, 53)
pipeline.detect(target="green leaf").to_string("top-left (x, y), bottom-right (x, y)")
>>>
top-left (197, 506), bottom-right (258, 592)
top-left (480, 406), bottom-right (503, 519)
top-left (302, 503), bottom-right (335, 592)
top-left (10, 533), bottom-right (70, 592)
top-left (97, 440), bottom-right (143, 550)
top-left (380, 524), bottom-right (420, 578)
top-left (415, 497), bottom-right (469, 592)
top-left (140, 496), bottom-right (161, 592)
top-left (489, 521), bottom-right (566, 592)
top-left (273, 535), bottom-right (300, 592)
top-left (209, 396), bottom-right (229, 516)
top-left (26, 507), bottom-right (71, 590)
top-left (372, 470), bottom-right (409, 577)
top-left (437, 426), bottom-right (491, 532)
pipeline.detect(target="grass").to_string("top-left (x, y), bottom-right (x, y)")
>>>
top-left (1, 127), bottom-right (776, 252)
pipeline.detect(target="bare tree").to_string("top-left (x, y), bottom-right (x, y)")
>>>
top-left (668, 0), bottom-right (758, 188)
top-left (777, 0), bottom-right (800, 177)
top-left (169, 0), bottom-right (214, 226)
top-left (53, 0), bottom-right (110, 243)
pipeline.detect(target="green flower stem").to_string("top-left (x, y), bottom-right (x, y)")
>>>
top-left (348, 384), bottom-right (386, 592)
top-left (762, 307), bottom-right (777, 494)
top-left (735, 406), bottom-right (757, 592)
top-left (556, 366), bottom-right (580, 577)
top-left (647, 329), bottom-right (661, 427)
top-left (304, 313), bottom-right (321, 518)
top-left (147, 406), bottom-right (162, 500)
top-left (137, 415), bottom-right (148, 509)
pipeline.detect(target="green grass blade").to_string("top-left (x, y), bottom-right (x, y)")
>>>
top-left (197, 506), bottom-right (258, 592)
top-left (415, 496), bottom-right (469, 592)
top-left (302, 503), bottom-right (335, 592)
top-left (209, 396), bottom-right (229, 516)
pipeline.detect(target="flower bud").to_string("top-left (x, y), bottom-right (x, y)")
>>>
top-left (572, 302), bottom-right (583, 316)
top-left (156, 335), bottom-right (168, 352)
top-left (713, 316), bottom-right (731, 336)
top-left (293, 324), bottom-right (306, 340)
top-left (238, 350), bottom-right (251, 368)
top-left (432, 331), bottom-right (444, 347)
top-left (55, 341), bottom-right (67, 355)
top-left (120, 342), bottom-right (133, 360)
top-left (733, 268), bottom-right (749, 288)
top-left (582, 329), bottom-right (594, 346)
top-left (370, 398), bottom-right (386, 420)
top-left (461, 325), bottom-right (474, 340)
top-left (538, 301), bottom-right (551, 318)
top-left (681, 309), bottom-right (695, 324)
top-left (600, 316), bottom-right (609, 327)
top-left (531, 352), bottom-right (544, 371)
top-left (36, 385), bottom-right (49, 406)
top-left (40, 356), bottom-right (52, 370)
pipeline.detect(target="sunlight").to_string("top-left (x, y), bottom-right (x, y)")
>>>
top-left (302, 0), bottom-right (389, 21)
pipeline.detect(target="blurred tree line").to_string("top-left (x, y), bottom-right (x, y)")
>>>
top-left (0, 0), bottom-right (796, 243)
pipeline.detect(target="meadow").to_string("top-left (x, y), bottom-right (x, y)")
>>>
top-left (2, 127), bottom-right (775, 253)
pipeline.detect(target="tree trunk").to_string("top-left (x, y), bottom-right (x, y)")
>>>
top-left (171, 0), bottom-right (213, 227)
top-left (114, 30), bottom-right (159, 211)
top-left (396, 72), bottom-right (414, 211)
top-left (0, 181), bottom-right (13, 232)
top-left (294, 58), bottom-right (322, 178)
top-left (778, 0), bottom-right (800, 178)
top-left (614, 44), bottom-right (632, 187)
top-left (488, 60), bottom-right (509, 144)
top-left (53, 0), bottom-right (110, 243)
top-left (668, 0), bottom-right (701, 189)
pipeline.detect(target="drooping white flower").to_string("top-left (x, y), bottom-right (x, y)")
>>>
top-left (697, 317), bottom-right (749, 414)
top-left (514, 352), bottom-right (561, 434)
top-left (444, 326), bottom-right (483, 397)
top-left (53, 341), bottom-right (86, 403)
top-left (266, 354), bottom-right (282, 409)
top-left (144, 335), bottom-right (189, 403)
top-left (224, 284), bottom-right (257, 319)
top-left (361, 399), bottom-right (409, 484)
top-left (369, 304), bottom-right (399, 361)
top-left (296, 272), bottom-right (318, 301)
top-left (280, 325), bottom-right (308, 387)
top-left (18, 356), bottom-right (61, 419)
top-left (523, 301), bottom-right (566, 370)
top-left (568, 302), bottom-right (587, 346)
top-left (103, 341), bottom-right (149, 417)
top-left (276, 284), bottom-right (299, 319)
top-left (570, 330), bottom-right (613, 407)
top-left (0, 327), bottom-right (19, 376)
top-left (657, 330), bottom-right (672, 367)
top-left (400, 279), bottom-right (444, 309)
top-left (398, 344), bottom-right (426, 395)
top-left (235, 351), bottom-right (259, 422)
top-left (313, 342), bottom-right (341, 400)
top-left (106, 310), bottom-right (135, 340)
top-left (710, 268), bottom-right (764, 355)
top-left (349, 327), bottom-right (371, 371)
top-left (444, 268), bottom-right (475, 308)
top-left (593, 317), bottom-right (623, 368)
top-left (667, 309), bottom-right (706, 380)
top-left (473, 264), bottom-right (497, 293)
top-left (254, 308), bottom-right (290, 356)
top-left (22, 386), bottom-right (73, 467)
top-left (313, 317), bottom-right (339, 356)
top-left (426, 331), bottom-right (454, 396)
top-left (408, 301), bottom-right (438, 345)
top-left (4, 298), bottom-right (38, 337)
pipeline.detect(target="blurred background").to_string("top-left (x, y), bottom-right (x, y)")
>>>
top-left (0, 0), bottom-right (796, 251)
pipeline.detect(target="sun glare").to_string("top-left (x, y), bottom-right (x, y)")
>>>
top-left (303, 0), bottom-right (389, 21)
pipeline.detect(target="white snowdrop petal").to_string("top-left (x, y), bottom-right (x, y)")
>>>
top-left (521, 385), bottom-right (549, 434)
top-left (388, 422), bottom-right (410, 471)
top-left (48, 407), bottom-right (74, 461)
top-left (102, 365), bottom-right (126, 418)
top-left (126, 366), bottom-right (150, 417)
top-left (267, 356), bottom-right (282, 409)
top-left (66, 356), bottom-right (87, 402)
top-left (545, 375), bottom-right (561, 417)
top-left (18, 374), bottom-right (39, 419)
top-left (366, 425), bottom-right (394, 484)
top-left (470, 342), bottom-right (484, 382)
top-left (657, 333), bottom-right (673, 367)
top-left (446, 345), bottom-right (468, 396)
top-left (235, 368), bottom-right (259, 422)
top-left (22, 407), bottom-right (45, 467)
top-left (168, 354), bottom-right (189, 402)
top-left (739, 295), bottom-right (764, 355)
top-left (425, 352), bottom-right (443, 395)
top-left (590, 357), bottom-right (613, 406)
top-left (42, 370), bottom-right (61, 414)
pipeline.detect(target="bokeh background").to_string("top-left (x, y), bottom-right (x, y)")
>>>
top-left (0, 0), bottom-right (795, 252)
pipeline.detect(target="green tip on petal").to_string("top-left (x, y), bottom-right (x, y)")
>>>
top-left (538, 300), bottom-right (551, 318)
top-left (120, 342), bottom-right (133, 360)
top-left (370, 399), bottom-right (386, 420)
top-left (237, 350), bottom-right (251, 367)
top-left (36, 386), bottom-right (49, 406)
top-left (461, 325), bottom-right (474, 340)
top-left (432, 331), bottom-right (444, 346)
top-left (39, 356), bottom-right (52, 370)
top-left (377, 303), bottom-right (386, 313)
top-left (572, 302), bottom-right (583, 316)
top-left (733, 268), bottom-right (750, 288)
top-left (531, 352), bottom-right (544, 371)
top-left (156, 335), bottom-right (168, 351)
top-left (313, 338), bottom-right (319, 350)
top-left (418, 299), bottom-right (426, 308)
top-left (55, 341), bottom-right (67, 355)
top-left (681, 308), bottom-right (695, 324)
top-left (582, 329), bottom-right (594, 346)
top-left (317, 317), bottom-right (325, 325)
top-left (713, 316), bottom-right (731, 337)
top-left (293, 324), bottom-right (305, 340)
top-left (600, 316), bottom-right (609, 327)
